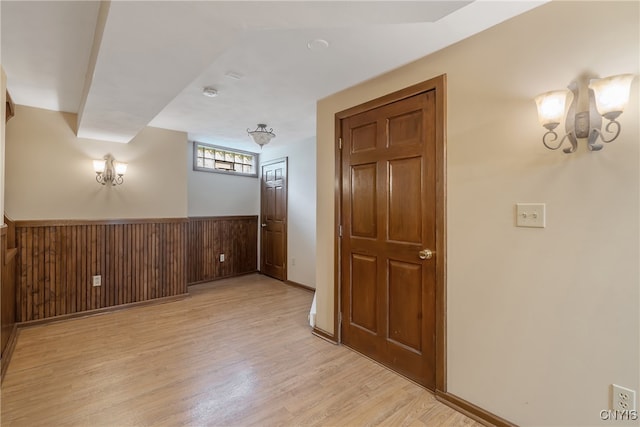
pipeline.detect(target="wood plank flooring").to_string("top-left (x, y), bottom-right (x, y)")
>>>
top-left (1, 274), bottom-right (481, 426)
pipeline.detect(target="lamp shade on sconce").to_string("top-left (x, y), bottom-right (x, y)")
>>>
top-left (93, 159), bottom-right (106, 173)
top-left (589, 74), bottom-right (635, 119)
top-left (535, 90), bottom-right (569, 129)
top-left (115, 162), bottom-right (128, 175)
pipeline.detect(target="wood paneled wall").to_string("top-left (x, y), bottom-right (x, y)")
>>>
top-left (1, 218), bottom-right (18, 354)
top-left (15, 219), bottom-right (188, 322)
top-left (187, 216), bottom-right (258, 285)
top-left (12, 216), bottom-right (258, 322)
top-left (5, 90), bottom-right (15, 122)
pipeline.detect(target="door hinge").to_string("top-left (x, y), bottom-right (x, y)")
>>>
top-left (338, 311), bottom-right (343, 325)
top-left (338, 137), bottom-right (343, 150)
top-left (339, 225), bottom-right (343, 237)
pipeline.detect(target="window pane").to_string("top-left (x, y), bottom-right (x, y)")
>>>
top-left (194, 143), bottom-right (257, 176)
top-left (215, 160), bottom-right (233, 170)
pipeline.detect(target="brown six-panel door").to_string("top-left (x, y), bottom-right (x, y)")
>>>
top-left (260, 158), bottom-right (287, 281)
top-left (340, 91), bottom-right (437, 389)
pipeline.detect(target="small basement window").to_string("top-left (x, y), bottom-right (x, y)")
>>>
top-left (193, 142), bottom-right (258, 177)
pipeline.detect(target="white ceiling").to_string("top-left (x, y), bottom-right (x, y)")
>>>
top-left (1, 1), bottom-right (545, 152)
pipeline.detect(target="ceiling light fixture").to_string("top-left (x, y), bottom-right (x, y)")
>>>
top-left (202, 87), bottom-right (218, 97)
top-left (93, 154), bottom-right (127, 186)
top-left (535, 74), bottom-right (635, 153)
top-left (247, 124), bottom-right (276, 149)
top-left (224, 71), bottom-right (244, 80)
top-left (307, 39), bottom-right (329, 50)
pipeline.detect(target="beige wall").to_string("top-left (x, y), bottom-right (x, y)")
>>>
top-left (316, 2), bottom-right (639, 426)
top-left (5, 105), bottom-right (188, 220)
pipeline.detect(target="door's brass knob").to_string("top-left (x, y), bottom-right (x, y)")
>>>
top-left (418, 249), bottom-right (433, 260)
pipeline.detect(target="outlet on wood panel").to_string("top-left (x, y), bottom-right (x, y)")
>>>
top-left (219, 254), bottom-right (225, 262)
top-left (92, 275), bottom-right (101, 287)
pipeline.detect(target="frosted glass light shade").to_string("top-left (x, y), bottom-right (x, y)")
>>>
top-left (535, 90), bottom-right (568, 128)
top-left (93, 159), bottom-right (106, 173)
top-left (250, 133), bottom-right (273, 146)
top-left (589, 74), bottom-right (635, 119)
top-left (115, 162), bottom-right (128, 175)
top-left (248, 124), bottom-right (276, 148)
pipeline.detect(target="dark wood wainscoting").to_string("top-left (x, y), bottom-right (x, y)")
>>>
top-left (1, 218), bottom-right (18, 357)
top-left (187, 216), bottom-right (258, 285)
top-left (14, 219), bottom-right (188, 322)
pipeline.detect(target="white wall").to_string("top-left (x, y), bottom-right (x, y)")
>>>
top-left (5, 106), bottom-right (187, 220)
top-left (187, 137), bottom-right (316, 288)
top-left (261, 137), bottom-right (317, 288)
top-left (186, 141), bottom-right (260, 217)
top-left (316, 2), bottom-right (638, 426)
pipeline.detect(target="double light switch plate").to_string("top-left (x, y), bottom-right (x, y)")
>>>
top-left (516, 203), bottom-right (546, 228)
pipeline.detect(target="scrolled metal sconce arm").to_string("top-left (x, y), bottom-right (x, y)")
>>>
top-left (591, 119), bottom-right (621, 144)
top-left (542, 126), bottom-right (576, 153)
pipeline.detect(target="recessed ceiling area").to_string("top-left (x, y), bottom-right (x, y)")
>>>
top-left (1, 1), bottom-right (546, 151)
top-left (0, 1), bottom-right (100, 113)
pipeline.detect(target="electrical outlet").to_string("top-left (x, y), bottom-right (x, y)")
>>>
top-left (92, 275), bottom-right (101, 287)
top-left (291, 258), bottom-right (296, 267)
top-left (612, 384), bottom-right (636, 411)
top-left (219, 254), bottom-right (225, 262)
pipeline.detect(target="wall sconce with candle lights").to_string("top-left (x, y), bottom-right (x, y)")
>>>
top-left (535, 74), bottom-right (635, 153)
top-left (93, 155), bottom-right (127, 186)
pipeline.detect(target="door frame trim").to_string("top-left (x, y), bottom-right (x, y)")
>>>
top-left (260, 157), bottom-right (288, 281)
top-left (334, 74), bottom-right (447, 392)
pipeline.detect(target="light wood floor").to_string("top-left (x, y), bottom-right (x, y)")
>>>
top-left (1, 274), bottom-right (481, 427)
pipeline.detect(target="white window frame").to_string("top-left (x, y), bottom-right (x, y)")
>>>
top-left (193, 141), bottom-right (259, 178)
